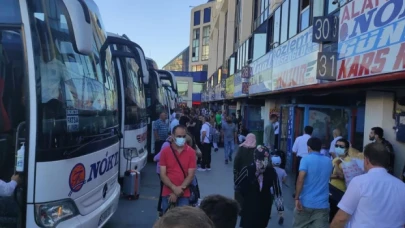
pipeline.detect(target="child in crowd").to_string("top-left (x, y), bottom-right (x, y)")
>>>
top-left (271, 155), bottom-right (287, 225)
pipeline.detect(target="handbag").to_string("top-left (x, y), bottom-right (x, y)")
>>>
top-left (170, 146), bottom-right (199, 205)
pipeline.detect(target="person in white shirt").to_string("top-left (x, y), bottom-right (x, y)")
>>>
top-left (199, 116), bottom-right (212, 171)
top-left (329, 129), bottom-right (342, 158)
top-left (292, 126), bottom-right (313, 184)
top-left (331, 143), bottom-right (405, 228)
top-left (0, 174), bottom-right (20, 197)
top-left (170, 113), bottom-right (180, 134)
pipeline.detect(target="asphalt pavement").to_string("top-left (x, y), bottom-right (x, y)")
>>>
top-left (105, 147), bottom-right (295, 228)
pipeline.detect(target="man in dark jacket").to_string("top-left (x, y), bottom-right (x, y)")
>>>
top-left (369, 127), bottom-right (395, 175)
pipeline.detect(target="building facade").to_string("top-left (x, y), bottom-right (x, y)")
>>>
top-left (173, 71), bottom-right (208, 107)
top-left (162, 46), bottom-right (189, 71)
top-left (201, 0), bottom-right (405, 177)
top-left (189, 0), bottom-right (216, 72)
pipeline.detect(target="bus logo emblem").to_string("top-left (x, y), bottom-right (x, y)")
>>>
top-left (68, 163), bottom-right (86, 197)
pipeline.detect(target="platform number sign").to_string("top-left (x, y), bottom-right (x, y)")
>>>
top-left (316, 52), bottom-right (337, 81)
top-left (312, 16), bottom-right (339, 43)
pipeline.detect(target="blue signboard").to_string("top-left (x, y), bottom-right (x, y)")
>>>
top-left (286, 106), bottom-right (295, 171)
top-left (312, 16), bottom-right (339, 43)
top-left (249, 51), bottom-right (273, 95)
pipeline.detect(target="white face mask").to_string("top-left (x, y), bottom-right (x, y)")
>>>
top-left (335, 147), bottom-right (345, 156)
top-left (175, 137), bottom-right (186, 147)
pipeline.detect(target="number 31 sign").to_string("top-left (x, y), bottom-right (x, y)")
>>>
top-left (312, 16), bottom-right (339, 43)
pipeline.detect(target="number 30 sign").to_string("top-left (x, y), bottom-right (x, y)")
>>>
top-left (312, 16), bottom-right (339, 43)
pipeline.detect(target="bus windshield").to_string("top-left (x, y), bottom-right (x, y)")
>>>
top-left (122, 56), bottom-right (147, 128)
top-left (29, 0), bottom-right (119, 161)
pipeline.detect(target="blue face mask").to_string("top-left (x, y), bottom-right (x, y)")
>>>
top-left (335, 147), bottom-right (345, 156)
top-left (175, 137), bottom-right (186, 147)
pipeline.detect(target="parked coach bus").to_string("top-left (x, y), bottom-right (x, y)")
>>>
top-left (102, 33), bottom-right (149, 180)
top-left (0, 0), bottom-right (120, 227)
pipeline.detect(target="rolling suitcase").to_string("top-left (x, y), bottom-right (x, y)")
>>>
top-left (123, 169), bottom-right (140, 200)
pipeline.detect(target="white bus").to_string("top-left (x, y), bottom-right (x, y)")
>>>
top-left (103, 33), bottom-right (149, 178)
top-left (158, 70), bottom-right (179, 110)
top-left (0, 0), bottom-right (120, 227)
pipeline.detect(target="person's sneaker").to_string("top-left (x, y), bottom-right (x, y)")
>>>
top-left (278, 217), bottom-right (284, 225)
top-left (198, 168), bottom-right (206, 171)
top-left (214, 148), bottom-right (218, 152)
top-left (207, 167), bottom-right (211, 171)
top-left (225, 160), bottom-right (228, 164)
top-left (229, 156), bottom-right (232, 162)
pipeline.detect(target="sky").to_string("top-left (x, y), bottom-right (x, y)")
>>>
top-left (97, 0), bottom-right (209, 68)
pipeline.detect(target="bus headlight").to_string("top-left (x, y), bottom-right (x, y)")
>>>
top-left (35, 199), bottom-right (78, 227)
top-left (123, 148), bottom-right (138, 159)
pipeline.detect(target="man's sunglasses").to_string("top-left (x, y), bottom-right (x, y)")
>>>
top-left (335, 144), bottom-right (345, 149)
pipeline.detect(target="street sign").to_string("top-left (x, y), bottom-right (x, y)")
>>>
top-left (312, 16), bottom-right (339, 43)
top-left (316, 52), bottom-right (338, 81)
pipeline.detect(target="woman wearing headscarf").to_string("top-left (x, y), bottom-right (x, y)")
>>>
top-left (238, 145), bottom-right (284, 228)
top-left (233, 133), bottom-right (256, 212)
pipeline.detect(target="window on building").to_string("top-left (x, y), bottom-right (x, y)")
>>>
top-left (194, 10), bottom-right (201, 26)
top-left (203, 64), bottom-right (208, 71)
top-left (192, 28), bottom-right (200, 62)
top-left (202, 26), bottom-right (210, 61)
top-left (266, 16), bottom-right (274, 51)
top-left (300, 0), bottom-right (311, 31)
top-left (253, 33), bottom-right (266, 60)
top-left (229, 56), bottom-right (235, 75)
top-left (289, 0), bottom-right (299, 38)
top-left (192, 65), bottom-right (203, 72)
top-left (203, 7), bottom-right (211, 23)
top-left (280, 0), bottom-right (289, 43)
top-left (327, 0), bottom-right (338, 14)
top-left (273, 7), bottom-right (281, 45)
top-left (237, 50), bottom-right (241, 71)
top-left (193, 82), bottom-right (203, 93)
top-left (177, 81), bottom-right (189, 97)
top-left (244, 39), bottom-right (249, 65)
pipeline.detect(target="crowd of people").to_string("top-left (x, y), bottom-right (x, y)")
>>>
top-left (151, 106), bottom-right (405, 228)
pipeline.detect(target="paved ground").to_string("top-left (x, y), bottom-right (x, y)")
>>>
top-left (105, 148), bottom-right (295, 228)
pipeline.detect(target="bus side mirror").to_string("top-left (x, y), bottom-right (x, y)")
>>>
top-left (63, 0), bottom-right (92, 55)
top-left (136, 47), bottom-right (149, 84)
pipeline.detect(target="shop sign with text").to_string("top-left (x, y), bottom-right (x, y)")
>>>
top-left (272, 28), bottom-right (319, 90)
top-left (338, 0), bottom-right (405, 80)
top-left (225, 75), bottom-right (234, 99)
top-left (234, 72), bottom-right (247, 98)
top-left (214, 84), bottom-right (221, 100)
top-left (249, 51), bottom-right (273, 95)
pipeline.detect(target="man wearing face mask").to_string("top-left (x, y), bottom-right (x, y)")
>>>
top-left (331, 143), bottom-right (405, 228)
top-left (159, 125), bottom-right (197, 213)
top-left (369, 127), bottom-right (395, 175)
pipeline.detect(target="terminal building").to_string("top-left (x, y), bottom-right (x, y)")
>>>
top-left (201, 0), bottom-right (405, 177)
top-left (162, 0), bottom-right (215, 107)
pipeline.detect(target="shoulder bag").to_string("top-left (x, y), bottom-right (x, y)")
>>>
top-left (170, 146), bottom-right (199, 205)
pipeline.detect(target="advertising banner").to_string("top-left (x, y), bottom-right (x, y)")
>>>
top-left (214, 84), bottom-right (221, 100)
top-left (338, 0), bottom-right (405, 80)
top-left (234, 72), bottom-right (247, 98)
top-left (220, 79), bottom-right (226, 99)
top-left (249, 51), bottom-right (273, 95)
top-left (272, 28), bottom-right (319, 90)
top-left (225, 75), bottom-right (234, 99)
